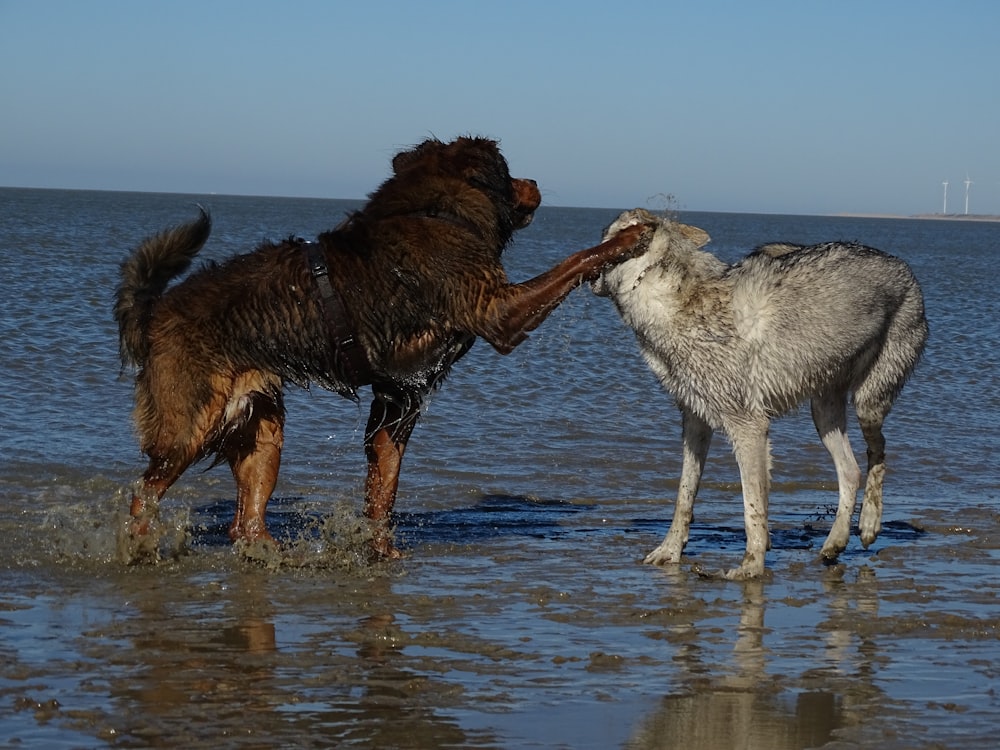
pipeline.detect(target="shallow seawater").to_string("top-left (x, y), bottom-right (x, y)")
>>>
top-left (1, 188), bottom-right (999, 748)
top-left (4, 488), bottom-right (999, 749)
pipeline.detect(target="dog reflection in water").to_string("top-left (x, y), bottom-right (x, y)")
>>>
top-left (594, 208), bottom-right (928, 579)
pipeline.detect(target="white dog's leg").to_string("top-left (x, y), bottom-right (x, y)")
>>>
top-left (811, 394), bottom-right (862, 559)
top-left (858, 417), bottom-right (886, 548)
top-left (725, 420), bottom-right (772, 580)
top-left (645, 412), bottom-right (712, 565)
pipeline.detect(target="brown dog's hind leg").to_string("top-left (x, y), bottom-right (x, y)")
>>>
top-left (130, 452), bottom-right (194, 534)
top-left (122, 448), bottom-right (197, 563)
top-left (219, 384), bottom-right (286, 545)
top-left (476, 223), bottom-right (653, 354)
top-left (363, 387), bottom-right (421, 559)
top-left (225, 418), bottom-right (283, 545)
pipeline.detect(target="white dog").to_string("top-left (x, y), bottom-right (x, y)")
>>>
top-left (593, 209), bottom-right (928, 579)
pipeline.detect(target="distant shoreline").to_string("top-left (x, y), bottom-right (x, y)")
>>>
top-left (837, 212), bottom-right (1000, 223)
top-left (2, 186), bottom-right (998, 221)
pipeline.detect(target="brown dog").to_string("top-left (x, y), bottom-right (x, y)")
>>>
top-left (115, 136), bottom-right (651, 559)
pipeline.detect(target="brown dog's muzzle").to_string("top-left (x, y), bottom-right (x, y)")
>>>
top-left (511, 178), bottom-right (541, 228)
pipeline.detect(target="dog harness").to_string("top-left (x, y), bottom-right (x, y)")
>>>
top-left (302, 242), bottom-right (374, 394)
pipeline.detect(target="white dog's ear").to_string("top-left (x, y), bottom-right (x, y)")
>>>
top-left (678, 223), bottom-right (711, 249)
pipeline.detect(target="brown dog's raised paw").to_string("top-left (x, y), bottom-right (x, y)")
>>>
top-left (602, 222), bottom-right (657, 267)
top-left (629, 224), bottom-right (657, 257)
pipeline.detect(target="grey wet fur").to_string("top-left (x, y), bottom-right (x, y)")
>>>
top-left (593, 208), bottom-right (928, 579)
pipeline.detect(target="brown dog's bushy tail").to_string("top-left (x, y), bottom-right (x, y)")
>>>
top-left (114, 207), bottom-right (212, 368)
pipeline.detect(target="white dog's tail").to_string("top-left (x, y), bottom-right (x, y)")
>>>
top-left (854, 271), bottom-right (928, 419)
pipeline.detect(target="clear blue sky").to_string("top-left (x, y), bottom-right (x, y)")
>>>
top-left (2, 0), bottom-right (998, 215)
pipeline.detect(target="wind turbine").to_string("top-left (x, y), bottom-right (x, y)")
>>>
top-left (964, 174), bottom-right (973, 215)
top-left (942, 180), bottom-right (949, 214)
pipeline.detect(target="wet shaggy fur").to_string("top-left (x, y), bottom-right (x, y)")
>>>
top-left (593, 208), bottom-right (928, 579)
top-left (115, 137), bottom-right (652, 560)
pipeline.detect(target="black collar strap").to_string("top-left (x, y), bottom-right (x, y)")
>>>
top-left (303, 242), bottom-right (374, 394)
top-left (418, 209), bottom-right (483, 238)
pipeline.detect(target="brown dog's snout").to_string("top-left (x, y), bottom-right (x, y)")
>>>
top-left (511, 178), bottom-right (541, 227)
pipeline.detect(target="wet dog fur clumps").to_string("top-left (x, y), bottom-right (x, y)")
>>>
top-left (114, 137), bottom-right (653, 561)
top-left (594, 208), bottom-right (928, 579)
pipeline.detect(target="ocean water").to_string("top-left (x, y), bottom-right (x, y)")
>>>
top-left (1, 186), bottom-right (998, 748)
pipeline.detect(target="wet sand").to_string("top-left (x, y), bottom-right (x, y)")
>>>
top-left (2, 484), bottom-right (997, 749)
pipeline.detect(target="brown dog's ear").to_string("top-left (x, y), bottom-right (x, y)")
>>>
top-left (392, 139), bottom-right (442, 173)
top-left (391, 150), bottom-right (418, 174)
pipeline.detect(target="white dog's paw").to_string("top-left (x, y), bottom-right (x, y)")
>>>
top-left (723, 565), bottom-right (764, 581)
top-left (820, 521), bottom-right (851, 560)
top-left (643, 539), bottom-right (684, 566)
top-left (859, 507), bottom-right (882, 548)
top-left (690, 563), bottom-right (771, 581)
top-left (719, 551), bottom-right (768, 581)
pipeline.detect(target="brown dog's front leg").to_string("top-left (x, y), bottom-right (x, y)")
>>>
top-left (363, 387), bottom-right (421, 559)
top-left (477, 223), bottom-right (653, 353)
